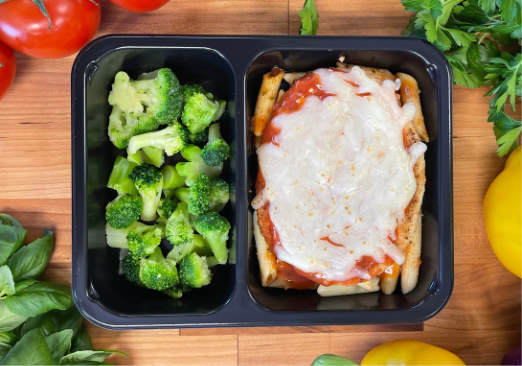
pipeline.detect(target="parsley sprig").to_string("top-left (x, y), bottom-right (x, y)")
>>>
top-left (402, 0), bottom-right (522, 156)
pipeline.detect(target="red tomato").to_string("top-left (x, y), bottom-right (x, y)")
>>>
top-left (0, 41), bottom-right (15, 101)
top-left (0, 0), bottom-right (101, 59)
top-left (108, 0), bottom-right (169, 12)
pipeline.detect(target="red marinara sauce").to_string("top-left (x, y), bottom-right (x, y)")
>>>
top-left (255, 69), bottom-right (400, 288)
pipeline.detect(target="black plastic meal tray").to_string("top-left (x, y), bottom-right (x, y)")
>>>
top-left (71, 35), bottom-right (453, 329)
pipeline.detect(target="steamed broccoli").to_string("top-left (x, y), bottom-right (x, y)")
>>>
top-left (201, 123), bottom-right (230, 166)
top-left (179, 253), bottom-right (212, 288)
top-left (165, 202), bottom-right (194, 246)
top-left (106, 221), bottom-right (151, 249)
top-left (129, 164), bottom-right (163, 222)
top-left (107, 156), bottom-right (138, 195)
top-left (188, 173), bottom-right (210, 215)
top-left (139, 247), bottom-right (179, 291)
top-left (109, 69), bottom-right (183, 125)
top-left (188, 129), bottom-right (208, 145)
top-left (175, 145), bottom-right (222, 186)
top-left (193, 212), bottom-right (230, 264)
top-left (174, 187), bottom-right (189, 204)
top-left (121, 253), bottom-right (142, 286)
top-left (105, 194), bottom-right (143, 229)
top-left (127, 224), bottom-right (163, 259)
top-left (209, 178), bottom-right (229, 212)
top-left (108, 105), bottom-right (150, 149)
top-left (182, 84), bottom-right (206, 100)
top-left (181, 87), bottom-right (226, 134)
top-left (128, 146), bottom-right (165, 168)
top-left (162, 165), bottom-right (185, 189)
top-left (166, 234), bottom-right (210, 263)
top-left (127, 123), bottom-right (188, 158)
top-left (157, 197), bottom-right (176, 222)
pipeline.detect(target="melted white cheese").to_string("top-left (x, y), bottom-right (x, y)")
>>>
top-left (254, 67), bottom-right (426, 282)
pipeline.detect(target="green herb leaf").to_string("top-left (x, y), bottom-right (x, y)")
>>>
top-left (299, 0), bottom-right (319, 35)
top-left (0, 301), bottom-right (27, 332)
top-left (6, 282), bottom-right (72, 318)
top-left (45, 329), bottom-right (73, 361)
top-left (0, 219), bottom-right (27, 265)
top-left (478, 0), bottom-right (496, 14)
top-left (21, 307), bottom-right (83, 338)
top-left (311, 354), bottom-right (359, 366)
top-left (0, 331), bottom-right (16, 360)
top-left (59, 350), bottom-right (115, 365)
top-left (7, 231), bottom-right (54, 281)
top-left (70, 326), bottom-right (93, 353)
top-left (401, 0), bottom-right (425, 11)
top-left (0, 266), bottom-right (15, 299)
top-left (1, 328), bottom-right (55, 365)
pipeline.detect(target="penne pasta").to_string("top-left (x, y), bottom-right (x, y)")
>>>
top-left (317, 277), bottom-right (380, 297)
top-left (397, 72), bottom-right (429, 142)
top-left (252, 68), bottom-right (284, 136)
top-left (380, 262), bottom-right (400, 295)
top-left (283, 72), bottom-right (305, 85)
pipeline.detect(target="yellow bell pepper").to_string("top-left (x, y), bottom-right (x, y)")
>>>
top-left (361, 340), bottom-right (465, 365)
top-left (483, 145), bottom-right (521, 278)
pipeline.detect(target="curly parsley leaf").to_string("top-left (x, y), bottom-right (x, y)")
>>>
top-left (401, 0), bottom-right (522, 156)
top-left (299, 0), bottom-right (319, 35)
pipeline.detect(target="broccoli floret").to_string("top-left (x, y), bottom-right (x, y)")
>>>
top-left (108, 105), bottom-right (145, 149)
top-left (139, 247), bottom-right (179, 291)
top-left (109, 69), bottom-right (183, 125)
top-left (121, 253), bottom-right (142, 285)
top-left (166, 239), bottom-right (194, 263)
top-left (129, 164), bottom-right (164, 221)
top-left (106, 221), bottom-right (150, 249)
top-left (188, 173), bottom-right (210, 215)
top-left (181, 87), bottom-right (226, 134)
top-left (128, 224), bottom-right (163, 259)
top-left (127, 123), bottom-right (188, 159)
top-left (193, 234), bottom-right (213, 257)
top-left (162, 165), bottom-right (185, 189)
top-left (175, 145), bottom-right (222, 186)
top-left (179, 253), bottom-right (212, 288)
top-left (105, 194), bottom-right (143, 229)
top-left (182, 84), bottom-right (206, 101)
top-left (107, 156), bottom-right (138, 195)
top-left (193, 212), bottom-right (230, 265)
top-left (128, 146), bottom-right (165, 168)
top-left (209, 178), bottom-right (229, 212)
top-left (174, 187), bottom-right (189, 204)
top-left (188, 129), bottom-right (208, 145)
top-left (201, 123), bottom-right (230, 166)
top-left (165, 202), bottom-right (194, 246)
top-left (157, 197), bottom-right (176, 222)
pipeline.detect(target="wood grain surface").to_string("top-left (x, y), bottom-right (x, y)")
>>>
top-left (0, 0), bottom-right (520, 365)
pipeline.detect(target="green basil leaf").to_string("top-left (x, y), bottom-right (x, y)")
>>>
top-left (0, 331), bottom-right (17, 358)
top-left (21, 307), bottom-right (83, 338)
top-left (299, 0), bottom-right (319, 35)
top-left (45, 329), bottom-right (73, 362)
top-left (0, 215), bottom-right (23, 228)
top-left (21, 312), bottom-right (58, 337)
top-left (59, 350), bottom-right (113, 365)
top-left (0, 265), bottom-right (15, 298)
top-left (477, 0), bottom-right (496, 14)
top-left (7, 231), bottom-right (54, 281)
top-left (0, 224), bottom-right (27, 266)
top-left (14, 279), bottom-right (38, 292)
top-left (0, 301), bottom-right (27, 332)
top-left (70, 326), bottom-right (93, 353)
top-left (1, 328), bottom-right (55, 365)
top-left (311, 354), bottom-right (359, 366)
top-left (0, 343), bottom-right (12, 360)
top-left (6, 282), bottom-right (72, 318)
top-left (401, 0), bottom-right (425, 11)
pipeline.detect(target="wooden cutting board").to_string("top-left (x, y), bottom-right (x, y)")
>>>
top-left (0, 0), bottom-right (520, 364)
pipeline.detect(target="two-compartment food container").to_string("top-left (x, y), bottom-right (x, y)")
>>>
top-left (71, 35), bottom-right (453, 329)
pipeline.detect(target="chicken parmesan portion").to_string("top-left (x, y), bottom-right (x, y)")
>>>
top-left (252, 66), bottom-right (427, 286)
